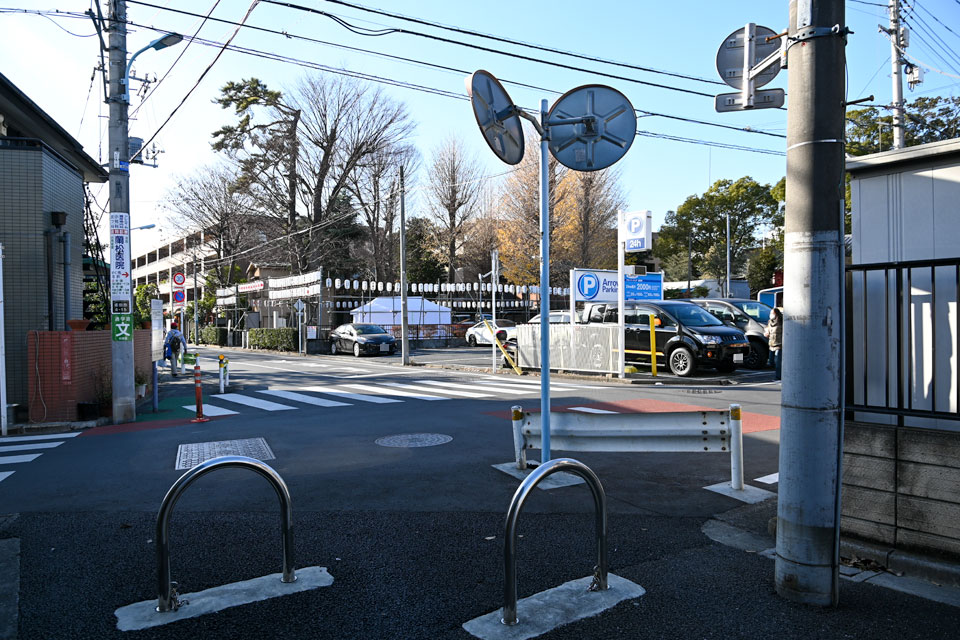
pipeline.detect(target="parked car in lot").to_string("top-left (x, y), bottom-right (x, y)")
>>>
top-left (329, 323), bottom-right (396, 357)
top-left (527, 311), bottom-right (577, 324)
top-left (689, 298), bottom-right (774, 369)
top-left (465, 319), bottom-right (516, 346)
top-left (583, 300), bottom-right (750, 376)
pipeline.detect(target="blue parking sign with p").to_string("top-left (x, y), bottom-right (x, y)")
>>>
top-left (623, 211), bottom-right (648, 252)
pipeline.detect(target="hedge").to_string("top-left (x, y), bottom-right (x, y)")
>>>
top-left (201, 325), bottom-right (227, 346)
top-left (248, 327), bottom-right (297, 352)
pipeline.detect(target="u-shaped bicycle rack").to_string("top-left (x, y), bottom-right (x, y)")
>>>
top-left (502, 457), bottom-right (608, 626)
top-left (155, 455), bottom-right (296, 613)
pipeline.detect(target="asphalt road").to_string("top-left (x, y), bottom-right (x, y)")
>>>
top-left (0, 347), bottom-right (954, 638)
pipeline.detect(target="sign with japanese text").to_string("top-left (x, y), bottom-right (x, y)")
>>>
top-left (111, 313), bottom-right (133, 342)
top-left (151, 299), bottom-right (163, 361)
top-left (110, 212), bottom-right (131, 303)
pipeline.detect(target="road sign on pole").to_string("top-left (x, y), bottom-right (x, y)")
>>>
top-left (173, 272), bottom-right (186, 286)
top-left (715, 23), bottom-right (784, 112)
top-left (621, 210), bottom-right (652, 252)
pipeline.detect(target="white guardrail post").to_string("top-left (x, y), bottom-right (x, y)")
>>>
top-left (729, 403), bottom-right (743, 491)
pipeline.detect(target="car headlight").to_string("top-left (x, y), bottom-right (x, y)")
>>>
top-left (356, 337), bottom-right (368, 344)
top-left (696, 334), bottom-right (722, 345)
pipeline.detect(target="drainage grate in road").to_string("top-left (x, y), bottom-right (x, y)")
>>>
top-left (175, 437), bottom-right (275, 470)
top-left (375, 433), bottom-right (453, 448)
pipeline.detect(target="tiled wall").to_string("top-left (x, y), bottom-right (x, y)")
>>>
top-left (0, 141), bottom-right (87, 405)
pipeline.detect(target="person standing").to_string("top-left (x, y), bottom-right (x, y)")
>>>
top-left (164, 322), bottom-right (185, 377)
top-left (765, 307), bottom-right (783, 380)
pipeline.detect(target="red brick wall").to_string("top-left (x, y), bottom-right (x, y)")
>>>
top-left (27, 330), bottom-right (153, 422)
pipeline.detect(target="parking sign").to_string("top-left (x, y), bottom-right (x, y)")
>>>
top-left (621, 210), bottom-right (652, 252)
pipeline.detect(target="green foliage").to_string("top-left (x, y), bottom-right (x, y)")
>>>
top-left (248, 328), bottom-right (297, 351)
top-left (747, 246), bottom-right (781, 296)
top-left (201, 325), bottom-right (228, 346)
top-left (134, 368), bottom-right (148, 385)
top-left (664, 285), bottom-right (709, 299)
top-left (83, 280), bottom-right (108, 328)
top-left (846, 96), bottom-right (960, 157)
top-left (134, 283), bottom-right (160, 328)
top-left (659, 253), bottom-right (692, 282)
top-left (655, 177), bottom-right (779, 285)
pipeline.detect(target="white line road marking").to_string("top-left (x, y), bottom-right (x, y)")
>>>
top-left (414, 380), bottom-right (530, 395)
top-left (568, 407), bottom-right (618, 414)
top-left (211, 394), bottom-right (296, 411)
top-left (0, 432), bottom-right (80, 442)
top-left (300, 386), bottom-right (402, 404)
top-left (0, 471), bottom-right (13, 483)
top-left (0, 454), bottom-right (42, 464)
top-left (382, 382), bottom-right (493, 398)
top-left (339, 383), bottom-right (447, 401)
top-left (755, 473), bottom-right (779, 485)
top-left (0, 442), bottom-right (63, 453)
top-left (182, 404), bottom-right (238, 416)
top-left (258, 390), bottom-right (350, 407)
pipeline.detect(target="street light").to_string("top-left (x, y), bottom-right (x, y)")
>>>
top-left (131, 224), bottom-right (156, 231)
top-left (123, 33), bottom-right (183, 103)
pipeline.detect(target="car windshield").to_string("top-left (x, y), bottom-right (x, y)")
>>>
top-left (354, 324), bottom-right (387, 335)
top-left (659, 302), bottom-right (724, 327)
top-left (730, 300), bottom-right (772, 323)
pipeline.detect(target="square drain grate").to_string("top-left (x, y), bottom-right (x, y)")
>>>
top-left (175, 438), bottom-right (275, 470)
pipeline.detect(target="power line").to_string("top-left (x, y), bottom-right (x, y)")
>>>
top-left (314, 0), bottom-right (725, 87)
top-left (261, 0), bottom-right (719, 99)
top-left (118, 3), bottom-right (785, 139)
top-left (130, 0), bottom-right (223, 118)
top-left (131, 0), bottom-right (260, 163)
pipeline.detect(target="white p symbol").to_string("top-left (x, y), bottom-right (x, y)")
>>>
top-left (628, 216), bottom-right (643, 234)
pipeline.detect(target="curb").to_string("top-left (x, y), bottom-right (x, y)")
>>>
top-left (841, 538), bottom-right (960, 588)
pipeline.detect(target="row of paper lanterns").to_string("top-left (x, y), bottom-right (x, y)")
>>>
top-left (325, 300), bottom-right (536, 310)
top-left (323, 278), bottom-right (567, 296)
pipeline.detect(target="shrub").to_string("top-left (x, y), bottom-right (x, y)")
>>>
top-left (248, 328), bottom-right (297, 351)
top-left (201, 325), bottom-right (227, 346)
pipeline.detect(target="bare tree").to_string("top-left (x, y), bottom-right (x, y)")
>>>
top-left (458, 184), bottom-right (501, 281)
top-left (556, 168), bottom-right (624, 270)
top-left (425, 136), bottom-right (484, 283)
top-left (348, 144), bottom-right (419, 282)
top-left (163, 164), bottom-right (258, 287)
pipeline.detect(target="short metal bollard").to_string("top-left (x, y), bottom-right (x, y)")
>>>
top-left (191, 360), bottom-right (208, 423)
top-left (218, 354), bottom-right (226, 394)
top-left (155, 455), bottom-right (297, 612)
top-left (502, 458), bottom-right (608, 626)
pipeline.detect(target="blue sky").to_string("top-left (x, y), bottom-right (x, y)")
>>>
top-left (2, 1), bottom-right (959, 253)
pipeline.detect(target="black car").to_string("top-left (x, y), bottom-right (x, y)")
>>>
top-left (690, 298), bottom-right (774, 369)
top-left (585, 300), bottom-right (750, 376)
top-left (329, 323), bottom-right (396, 357)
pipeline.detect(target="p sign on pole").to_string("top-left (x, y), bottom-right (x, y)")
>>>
top-left (622, 210), bottom-right (652, 253)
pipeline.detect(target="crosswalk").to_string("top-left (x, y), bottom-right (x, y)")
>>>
top-left (184, 378), bottom-right (595, 417)
top-left (0, 432), bottom-right (81, 483)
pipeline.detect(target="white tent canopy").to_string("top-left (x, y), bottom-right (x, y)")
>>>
top-left (349, 296), bottom-right (452, 325)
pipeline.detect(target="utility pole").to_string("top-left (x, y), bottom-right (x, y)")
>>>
top-left (399, 166), bottom-right (409, 365)
top-left (725, 212), bottom-right (731, 297)
top-left (193, 255), bottom-right (198, 344)
top-left (776, 0), bottom-right (847, 606)
top-left (108, 0), bottom-right (136, 423)
top-left (888, 0), bottom-right (905, 149)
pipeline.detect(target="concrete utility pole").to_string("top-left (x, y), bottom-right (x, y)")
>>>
top-left (776, 0), bottom-right (847, 606)
top-left (108, 0), bottom-right (136, 423)
top-left (399, 166), bottom-right (409, 365)
top-left (888, 0), bottom-right (905, 149)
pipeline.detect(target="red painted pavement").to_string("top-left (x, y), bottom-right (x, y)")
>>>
top-left (80, 415), bottom-right (226, 437)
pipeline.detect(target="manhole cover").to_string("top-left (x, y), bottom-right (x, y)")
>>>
top-left (175, 437), bottom-right (275, 470)
top-left (375, 433), bottom-right (453, 448)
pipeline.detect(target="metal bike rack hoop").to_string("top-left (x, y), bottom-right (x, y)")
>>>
top-left (155, 455), bottom-right (296, 612)
top-left (502, 457), bottom-right (608, 626)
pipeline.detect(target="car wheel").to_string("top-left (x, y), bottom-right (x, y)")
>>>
top-left (468, 335), bottom-right (477, 347)
top-left (330, 341), bottom-right (337, 355)
top-left (353, 343), bottom-right (361, 357)
top-left (715, 359), bottom-right (737, 374)
top-left (668, 346), bottom-right (695, 377)
top-left (745, 339), bottom-right (768, 370)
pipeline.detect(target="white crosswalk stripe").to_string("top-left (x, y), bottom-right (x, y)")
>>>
top-left (0, 434), bottom-right (77, 483)
top-left (381, 382), bottom-right (493, 398)
top-left (182, 403), bottom-right (238, 416)
top-left (754, 472), bottom-right (779, 485)
top-left (414, 380), bottom-right (531, 395)
top-left (300, 386), bottom-right (402, 404)
top-left (568, 407), bottom-right (618, 414)
top-left (212, 393), bottom-right (297, 411)
top-left (338, 383), bottom-right (447, 401)
top-left (258, 390), bottom-right (350, 407)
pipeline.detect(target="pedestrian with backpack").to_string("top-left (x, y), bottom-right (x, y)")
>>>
top-left (165, 322), bottom-right (185, 377)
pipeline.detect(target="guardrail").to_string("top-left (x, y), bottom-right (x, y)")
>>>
top-left (511, 404), bottom-right (744, 490)
top-left (502, 458), bottom-right (607, 626)
top-left (155, 455), bottom-right (296, 612)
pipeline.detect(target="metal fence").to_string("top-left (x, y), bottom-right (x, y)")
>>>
top-left (846, 257), bottom-right (960, 430)
top-left (516, 324), bottom-right (618, 374)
